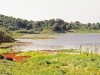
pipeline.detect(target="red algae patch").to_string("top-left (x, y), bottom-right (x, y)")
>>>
top-left (3, 53), bottom-right (31, 62)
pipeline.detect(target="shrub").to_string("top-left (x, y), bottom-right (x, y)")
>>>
top-left (0, 55), bottom-right (4, 59)
top-left (46, 61), bottom-right (51, 64)
top-left (6, 57), bottom-right (13, 61)
top-left (0, 28), bottom-right (15, 42)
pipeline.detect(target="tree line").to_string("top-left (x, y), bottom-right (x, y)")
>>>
top-left (0, 14), bottom-right (100, 34)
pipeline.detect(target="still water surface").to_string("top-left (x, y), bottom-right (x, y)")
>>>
top-left (14, 34), bottom-right (100, 52)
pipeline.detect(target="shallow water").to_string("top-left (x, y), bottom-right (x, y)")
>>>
top-left (13, 34), bottom-right (100, 52)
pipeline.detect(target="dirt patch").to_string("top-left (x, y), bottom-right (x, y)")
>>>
top-left (3, 53), bottom-right (31, 62)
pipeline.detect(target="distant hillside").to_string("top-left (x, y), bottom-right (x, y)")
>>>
top-left (0, 14), bottom-right (100, 33)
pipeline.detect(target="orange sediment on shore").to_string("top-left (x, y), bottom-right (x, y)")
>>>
top-left (3, 53), bottom-right (31, 61)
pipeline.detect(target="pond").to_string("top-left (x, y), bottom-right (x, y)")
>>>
top-left (13, 34), bottom-right (100, 53)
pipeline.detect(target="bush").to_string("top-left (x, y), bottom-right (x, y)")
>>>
top-left (6, 57), bottom-right (13, 61)
top-left (0, 28), bottom-right (15, 42)
top-left (46, 61), bottom-right (51, 64)
top-left (0, 55), bottom-right (4, 59)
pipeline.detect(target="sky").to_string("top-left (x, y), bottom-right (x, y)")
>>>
top-left (0, 0), bottom-right (100, 23)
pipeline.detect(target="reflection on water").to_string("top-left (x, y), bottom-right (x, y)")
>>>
top-left (13, 34), bottom-right (100, 52)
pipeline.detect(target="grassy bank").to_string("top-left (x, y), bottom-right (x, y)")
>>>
top-left (21, 35), bottom-right (55, 39)
top-left (0, 43), bottom-right (14, 49)
top-left (0, 49), bottom-right (100, 75)
top-left (67, 30), bottom-right (100, 34)
top-left (11, 32), bottom-right (23, 39)
top-left (0, 49), bottom-right (13, 54)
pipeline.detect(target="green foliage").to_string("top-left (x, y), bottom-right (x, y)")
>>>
top-left (16, 51), bottom-right (44, 56)
top-left (11, 32), bottom-right (22, 39)
top-left (0, 27), bottom-right (14, 42)
top-left (0, 49), bottom-right (12, 54)
top-left (1, 14), bottom-right (100, 34)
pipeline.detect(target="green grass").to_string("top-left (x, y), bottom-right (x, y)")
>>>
top-left (0, 50), bottom-right (100, 75)
top-left (0, 49), bottom-right (12, 54)
top-left (67, 29), bottom-right (100, 34)
top-left (0, 43), bottom-right (14, 48)
top-left (11, 32), bottom-right (23, 39)
top-left (21, 35), bottom-right (55, 39)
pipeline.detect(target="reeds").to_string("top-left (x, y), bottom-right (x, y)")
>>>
top-left (78, 42), bottom-right (100, 56)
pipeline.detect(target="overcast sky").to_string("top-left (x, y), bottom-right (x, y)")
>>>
top-left (0, 0), bottom-right (100, 23)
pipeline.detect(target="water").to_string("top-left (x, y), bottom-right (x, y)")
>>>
top-left (13, 34), bottom-right (100, 52)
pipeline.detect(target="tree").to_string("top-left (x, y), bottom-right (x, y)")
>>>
top-left (56, 19), bottom-right (64, 25)
top-left (26, 23), bottom-right (33, 30)
top-left (49, 19), bottom-right (55, 26)
top-left (16, 20), bottom-right (27, 28)
top-left (52, 23), bottom-right (61, 31)
top-left (75, 21), bottom-right (80, 26)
